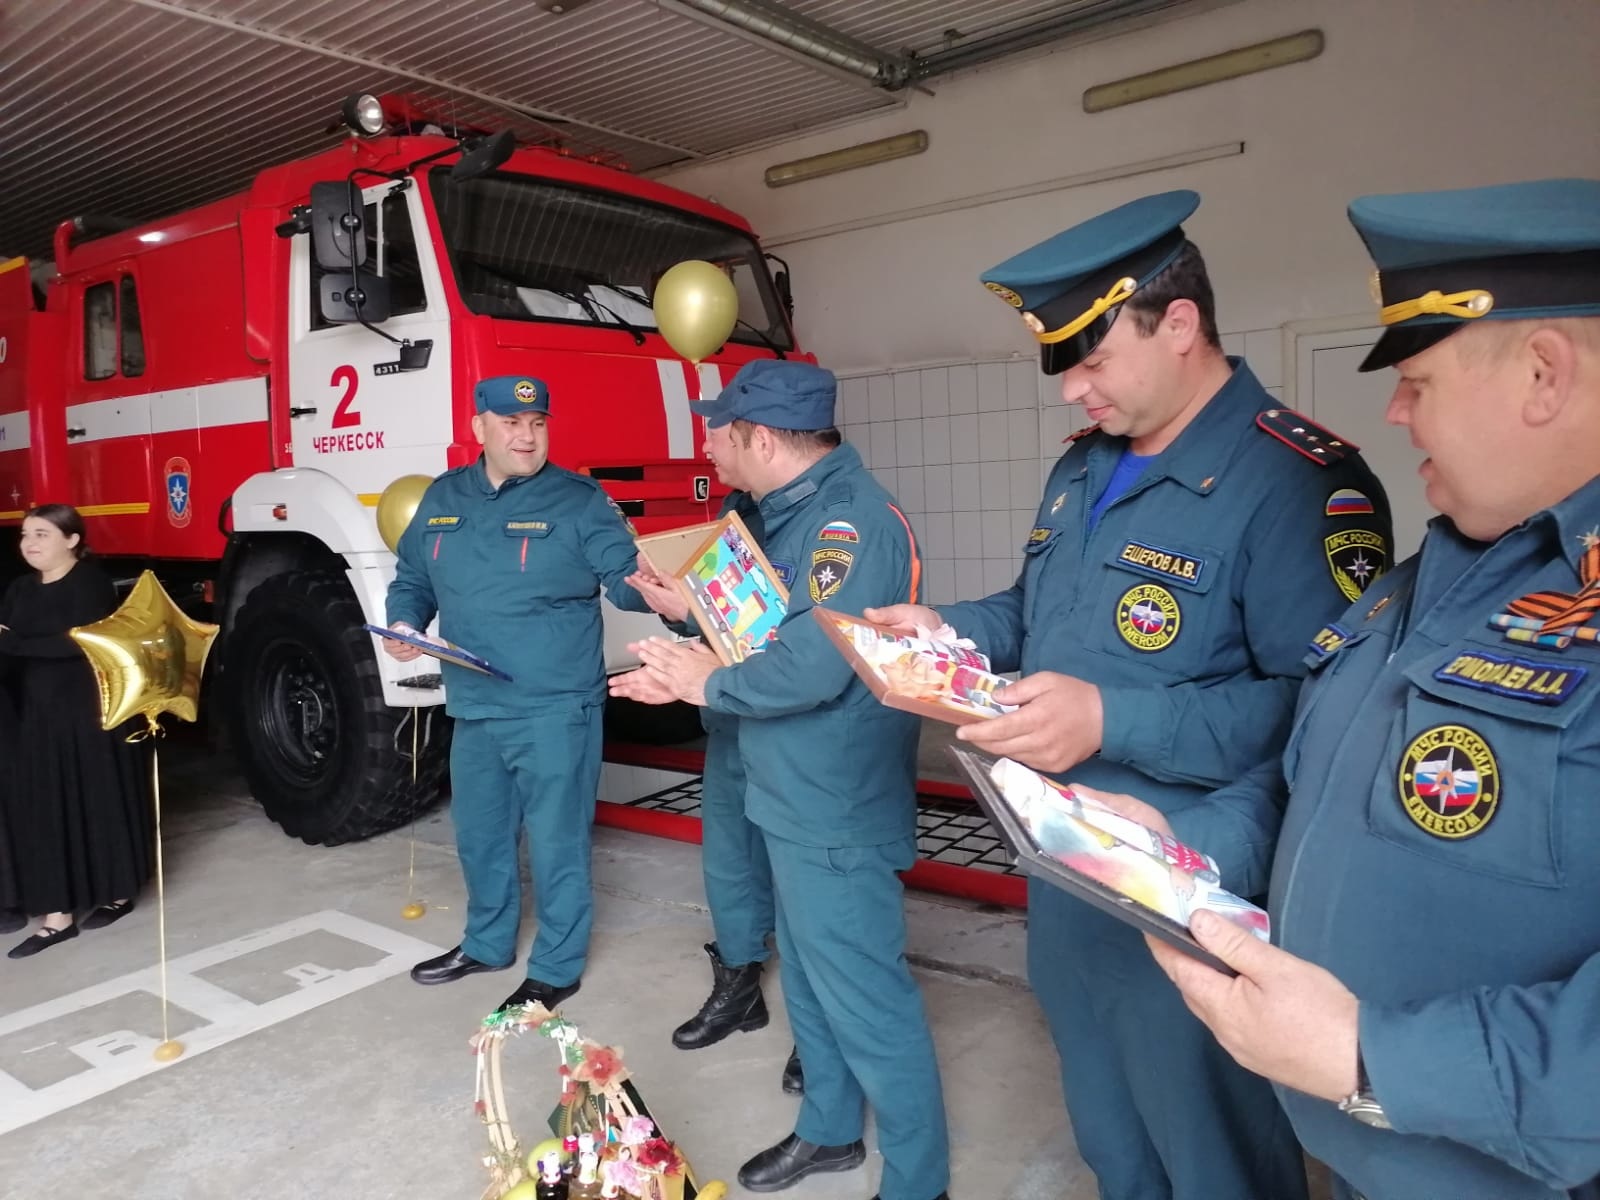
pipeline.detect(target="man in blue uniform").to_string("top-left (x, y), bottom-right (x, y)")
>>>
top-left (624, 366), bottom-right (799, 1090)
top-left (384, 374), bottom-right (648, 1011)
top-left (610, 361), bottom-right (950, 1200)
top-left (1144, 179), bottom-right (1600, 1200)
top-left (868, 191), bottom-right (1391, 1200)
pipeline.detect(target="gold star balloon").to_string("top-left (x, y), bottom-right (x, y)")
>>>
top-left (69, 570), bottom-right (219, 733)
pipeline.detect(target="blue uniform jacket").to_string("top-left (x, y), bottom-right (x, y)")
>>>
top-left (703, 443), bottom-right (922, 847)
top-left (1210, 477), bottom-right (1600, 1199)
top-left (386, 457), bottom-right (646, 718)
top-left (940, 361), bottom-right (1392, 896)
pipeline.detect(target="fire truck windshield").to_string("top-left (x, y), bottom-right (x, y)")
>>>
top-left (429, 170), bottom-right (793, 351)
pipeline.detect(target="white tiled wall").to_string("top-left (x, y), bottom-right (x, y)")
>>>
top-left (835, 333), bottom-right (1286, 607)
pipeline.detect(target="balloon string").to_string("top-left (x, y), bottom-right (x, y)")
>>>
top-left (406, 705), bottom-right (418, 902)
top-left (153, 742), bottom-right (170, 1046)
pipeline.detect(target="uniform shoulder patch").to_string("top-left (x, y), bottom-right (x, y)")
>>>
top-left (818, 520), bottom-right (859, 543)
top-left (1256, 408), bottom-right (1359, 467)
top-left (809, 547), bottom-right (853, 603)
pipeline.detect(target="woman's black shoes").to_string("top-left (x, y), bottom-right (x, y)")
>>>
top-left (82, 900), bottom-right (136, 929)
top-left (8, 924), bottom-right (78, 958)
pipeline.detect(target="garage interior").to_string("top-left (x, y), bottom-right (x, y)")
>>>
top-left (2, 1), bottom-right (1598, 1197)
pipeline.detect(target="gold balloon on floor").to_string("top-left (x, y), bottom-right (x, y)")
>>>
top-left (376, 473), bottom-right (435, 554)
top-left (653, 260), bottom-right (739, 364)
top-left (69, 570), bottom-right (218, 734)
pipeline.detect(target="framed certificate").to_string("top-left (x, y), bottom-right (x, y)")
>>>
top-left (811, 608), bottom-right (1013, 725)
top-left (949, 747), bottom-right (1271, 975)
top-left (636, 513), bottom-right (789, 666)
top-left (363, 624), bottom-right (513, 682)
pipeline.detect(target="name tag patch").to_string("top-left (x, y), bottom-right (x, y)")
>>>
top-left (1116, 540), bottom-right (1206, 588)
top-left (771, 560), bottom-right (796, 588)
top-left (427, 515), bottom-right (464, 529)
top-left (503, 519), bottom-right (552, 537)
top-left (1433, 650), bottom-right (1586, 705)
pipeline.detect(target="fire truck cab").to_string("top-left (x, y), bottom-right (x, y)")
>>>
top-left (0, 98), bottom-right (798, 846)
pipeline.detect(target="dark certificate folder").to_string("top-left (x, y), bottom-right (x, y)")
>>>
top-left (949, 746), bottom-right (1273, 976)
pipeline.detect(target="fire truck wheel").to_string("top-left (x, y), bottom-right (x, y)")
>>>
top-left (224, 569), bottom-right (449, 844)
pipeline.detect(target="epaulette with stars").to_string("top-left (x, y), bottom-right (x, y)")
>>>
top-left (1064, 424), bottom-right (1102, 445)
top-left (1255, 408), bottom-right (1358, 467)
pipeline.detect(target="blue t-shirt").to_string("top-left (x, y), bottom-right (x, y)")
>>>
top-left (1087, 449), bottom-right (1155, 531)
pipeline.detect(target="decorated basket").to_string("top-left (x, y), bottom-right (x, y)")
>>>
top-left (470, 1001), bottom-right (727, 1200)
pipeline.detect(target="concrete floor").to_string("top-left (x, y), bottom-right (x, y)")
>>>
top-left (0, 733), bottom-right (1104, 1200)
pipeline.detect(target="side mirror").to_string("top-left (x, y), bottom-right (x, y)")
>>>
top-left (450, 131), bottom-right (515, 182)
top-left (319, 272), bottom-right (391, 324)
top-left (310, 181), bottom-right (367, 270)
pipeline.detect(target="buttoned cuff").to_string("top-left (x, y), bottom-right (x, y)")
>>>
top-left (703, 667), bottom-right (732, 713)
top-left (1098, 683), bottom-right (1173, 766)
top-left (1360, 994), bottom-right (1514, 1155)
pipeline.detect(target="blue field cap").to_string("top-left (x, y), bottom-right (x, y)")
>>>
top-left (690, 359), bottom-right (837, 431)
top-left (980, 190), bottom-right (1200, 375)
top-left (1350, 178), bottom-right (1600, 371)
top-left (475, 375), bottom-right (551, 415)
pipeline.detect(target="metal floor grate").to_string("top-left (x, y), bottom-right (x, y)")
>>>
top-left (611, 777), bottom-right (1023, 878)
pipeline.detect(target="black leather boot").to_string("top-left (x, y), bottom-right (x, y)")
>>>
top-left (781, 1045), bottom-right (804, 1095)
top-left (738, 1134), bottom-right (865, 1191)
top-left (672, 942), bottom-right (768, 1049)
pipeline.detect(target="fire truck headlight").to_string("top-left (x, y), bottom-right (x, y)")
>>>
top-left (342, 93), bottom-right (386, 137)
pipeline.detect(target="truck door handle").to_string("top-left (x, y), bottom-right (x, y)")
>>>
top-left (66, 426), bottom-right (87, 439)
top-left (289, 406), bottom-right (318, 418)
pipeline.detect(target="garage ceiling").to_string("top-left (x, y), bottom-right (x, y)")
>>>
top-left (0, 0), bottom-right (1200, 260)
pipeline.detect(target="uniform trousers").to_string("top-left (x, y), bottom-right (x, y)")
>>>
top-left (451, 705), bottom-right (603, 985)
top-left (765, 830), bottom-right (950, 1200)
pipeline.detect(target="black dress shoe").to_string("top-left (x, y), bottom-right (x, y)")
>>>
top-left (737, 1133), bottom-right (864, 1192)
top-left (410, 946), bottom-right (512, 985)
top-left (499, 977), bottom-right (581, 1012)
top-left (672, 943), bottom-right (768, 1050)
top-left (0, 909), bottom-right (25, 935)
top-left (82, 900), bottom-right (136, 930)
top-left (8, 924), bottom-right (79, 959)
top-left (781, 1045), bottom-right (804, 1095)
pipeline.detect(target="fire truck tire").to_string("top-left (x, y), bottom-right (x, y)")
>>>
top-left (224, 569), bottom-right (449, 845)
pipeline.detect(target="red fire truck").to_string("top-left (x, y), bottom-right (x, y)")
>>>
top-left (0, 96), bottom-right (798, 846)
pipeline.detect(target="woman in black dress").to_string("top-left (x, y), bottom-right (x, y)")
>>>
top-left (1, 504), bottom-right (152, 958)
top-left (0, 621), bottom-right (20, 935)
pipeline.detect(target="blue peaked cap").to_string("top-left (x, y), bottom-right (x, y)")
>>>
top-left (689, 359), bottom-right (837, 431)
top-left (475, 375), bottom-right (551, 415)
top-left (1350, 178), bottom-right (1600, 371)
top-left (980, 190), bottom-right (1200, 375)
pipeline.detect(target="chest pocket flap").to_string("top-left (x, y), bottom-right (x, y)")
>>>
top-left (503, 520), bottom-right (554, 538)
top-left (1369, 642), bottom-right (1600, 887)
top-left (1105, 538), bottom-right (1219, 594)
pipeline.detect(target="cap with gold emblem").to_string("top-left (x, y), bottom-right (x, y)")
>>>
top-left (474, 375), bottom-right (551, 415)
top-left (1350, 177), bottom-right (1600, 372)
top-left (979, 190), bottom-right (1200, 375)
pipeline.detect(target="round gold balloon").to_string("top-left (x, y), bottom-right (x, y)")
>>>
top-left (69, 571), bottom-right (219, 734)
top-left (376, 474), bottom-right (435, 554)
top-left (653, 260), bottom-right (739, 364)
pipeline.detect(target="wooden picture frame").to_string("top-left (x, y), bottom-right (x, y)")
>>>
top-left (635, 512), bottom-right (789, 667)
top-left (810, 607), bottom-right (1013, 726)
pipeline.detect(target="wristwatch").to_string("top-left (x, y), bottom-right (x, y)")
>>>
top-left (1337, 1047), bottom-right (1392, 1129)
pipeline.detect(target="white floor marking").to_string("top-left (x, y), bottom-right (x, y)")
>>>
top-left (0, 910), bottom-right (444, 1135)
